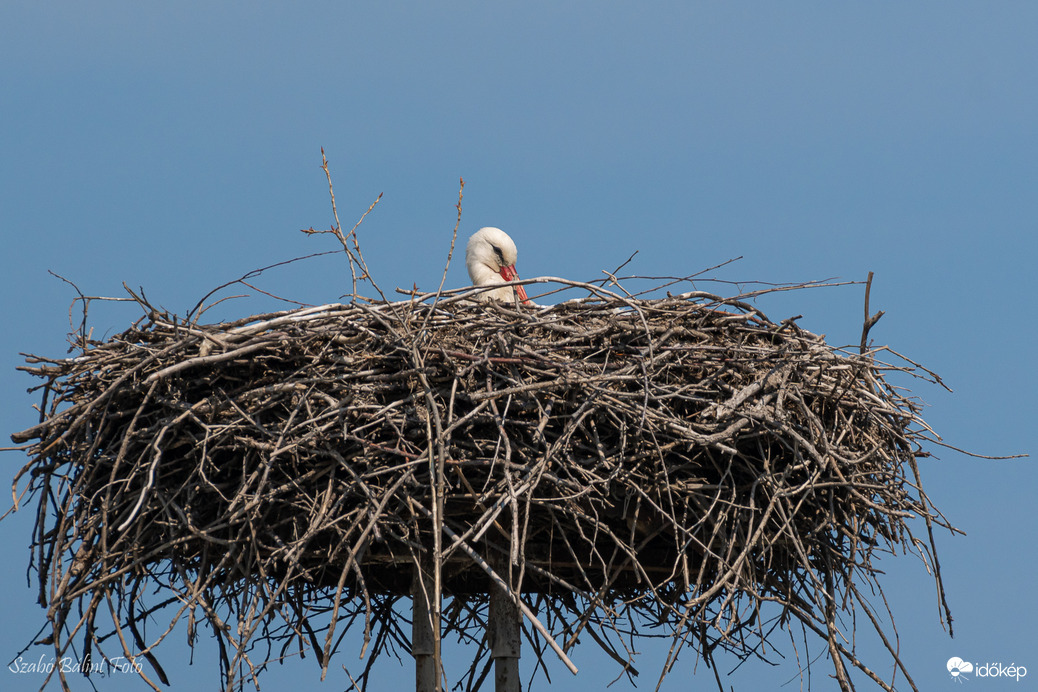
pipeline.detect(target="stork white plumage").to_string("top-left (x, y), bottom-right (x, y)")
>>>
top-left (465, 227), bottom-right (530, 304)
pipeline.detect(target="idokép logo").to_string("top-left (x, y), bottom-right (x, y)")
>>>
top-left (947, 656), bottom-right (1028, 683)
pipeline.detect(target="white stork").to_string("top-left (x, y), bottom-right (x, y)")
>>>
top-left (465, 227), bottom-right (531, 304)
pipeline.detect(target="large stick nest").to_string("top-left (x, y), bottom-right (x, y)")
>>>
top-left (11, 282), bottom-right (953, 691)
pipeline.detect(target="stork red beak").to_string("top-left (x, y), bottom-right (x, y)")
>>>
top-left (498, 265), bottom-right (530, 304)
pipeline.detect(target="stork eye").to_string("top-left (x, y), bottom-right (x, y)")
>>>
top-left (492, 245), bottom-right (505, 262)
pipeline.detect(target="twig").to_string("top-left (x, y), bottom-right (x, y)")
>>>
top-left (860, 271), bottom-right (885, 355)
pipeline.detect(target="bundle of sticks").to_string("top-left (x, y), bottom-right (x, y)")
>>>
top-left (10, 283), bottom-right (954, 691)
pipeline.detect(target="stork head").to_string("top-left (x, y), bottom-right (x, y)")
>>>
top-left (465, 227), bottom-right (530, 304)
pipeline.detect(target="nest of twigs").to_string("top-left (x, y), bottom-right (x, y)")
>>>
top-left (10, 276), bottom-right (955, 692)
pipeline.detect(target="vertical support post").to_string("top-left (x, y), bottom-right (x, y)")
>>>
top-left (488, 564), bottom-right (521, 692)
top-left (413, 564), bottom-right (439, 692)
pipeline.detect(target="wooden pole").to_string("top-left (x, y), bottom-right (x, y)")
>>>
top-left (489, 563), bottom-right (521, 692)
top-left (413, 565), bottom-right (439, 692)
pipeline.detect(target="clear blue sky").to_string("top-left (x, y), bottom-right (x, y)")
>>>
top-left (2, 2), bottom-right (1035, 690)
